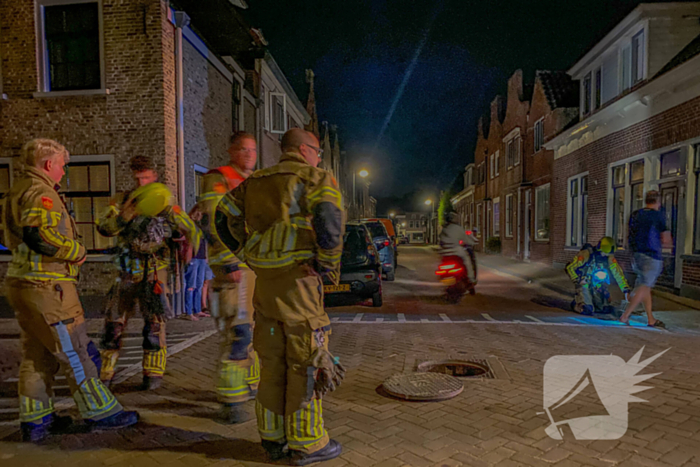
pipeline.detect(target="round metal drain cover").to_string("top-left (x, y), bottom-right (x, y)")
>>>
top-left (417, 360), bottom-right (489, 378)
top-left (382, 373), bottom-right (463, 401)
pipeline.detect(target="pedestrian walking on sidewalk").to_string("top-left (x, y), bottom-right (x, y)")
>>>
top-left (620, 190), bottom-right (672, 328)
top-left (181, 207), bottom-right (213, 321)
top-left (2, 139), bottom-right (138, 442)
top-left (216, 128), bottom-right (346, 465)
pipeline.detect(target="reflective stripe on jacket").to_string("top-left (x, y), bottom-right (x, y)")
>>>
top-left (215, 152), bottom-right (345, 280)
top-left (3, 167), bottom-right (86, 282)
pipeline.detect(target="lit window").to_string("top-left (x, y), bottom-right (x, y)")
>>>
top-left (61, 160), bottom-right (115, 253)
top-left (567, 174), bottom-right (588, 247)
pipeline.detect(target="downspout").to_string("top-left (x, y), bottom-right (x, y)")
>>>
top-left (174, 11), bottom-right (190, 208)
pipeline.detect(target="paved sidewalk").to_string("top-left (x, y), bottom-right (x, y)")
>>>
top-left (1, 319), bottom-right (699, 467)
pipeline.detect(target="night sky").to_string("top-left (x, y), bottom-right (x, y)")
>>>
top-left (247, 0), bottom-right (683, 210)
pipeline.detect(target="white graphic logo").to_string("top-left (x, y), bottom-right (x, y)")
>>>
top-left (542, 347), bottom-right (668, 440)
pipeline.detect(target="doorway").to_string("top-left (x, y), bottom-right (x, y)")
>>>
top-left (657, 182), bottom-right (679, 290)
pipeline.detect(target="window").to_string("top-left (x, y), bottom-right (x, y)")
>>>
top-left (60, 160), bottom-right (115, 253)
top-left (583, 73), bottom-right (592, 115)
top-left (632, 30), bottom-right (645, 84)
top-left (602, 53), bottom-right (618, 104)
top-left (567, 173), bottom-right (588, 247)
top-left (194, 164), bottom-right (209, 200)
top-left (490, 154), bottom-right (495, 179)
top-left (630, 160), bottom-right (645, 215)
top-left (232, 79), bottom-right (241, 132)
top-left (594, 67), bottom-right (602, 110)
top-left (693, 145), bottom-right (700, 253)
top-left (535, 184), bottom-right (550, 241)
top-left (493, 197), bottom-right (500, 237)
top-left (494, 151), bottom-right (500, 176)
top-left (611, 165), bottom-right (626, 248)
top-left (661, 149), bottom-right (683, 178)
top-left (506, 138), bottom-right (520, 169)
top-left (40, 1), bottom-right (102, 92)
top-left (270, 92), bottom-right (287, 134)
top-left (622, 44), bottom-right (632, 92)
top-left (534, 119), bottom-right (544, 153)
top-left (476, 203), bottom-right (482, 237)
top-left (0, 162), bottom-right (11, 253)
top-left (505, 194), bottom-right (513, 237)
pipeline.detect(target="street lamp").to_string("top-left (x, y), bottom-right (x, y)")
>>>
top-left (353, 169), bottom-right (370, 218)
top-left (425, 199), bottom-right (435, 244)
top-left (389, 212), bottom-right (395, 218)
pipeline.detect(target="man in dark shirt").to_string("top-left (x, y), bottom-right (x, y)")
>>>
top-left (620, 190), bottom-right (672, 328)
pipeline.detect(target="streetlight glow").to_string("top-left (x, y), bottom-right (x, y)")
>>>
top-left (425, 199), bottom-right (432, 205)
top-left (358, 169), bottom-right (369, 178)
top-left (401, 222), bottom-right (406, 227)
top-left (389, 212), bottom-right (395, 218)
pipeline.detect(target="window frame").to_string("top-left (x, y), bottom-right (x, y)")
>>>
top-left (632, 29), bottom-right (646, 85)
top-left (505, 193), bottom-right (514, 238)
top-left (534, 119), bottom-right (544, 153)
top-left (534, 184), bottom-right (550, 242)
top-left (594, 66), bottom-right (602, 110)
top-left (270, 91), bottom-right (287, 134)
top-left (0, 158), bottom-right (14, 256)
top-left (693, 145), bottom-right (700, 254)
top-left (490, 154), bottom-right (495, 179)
top-left (35, 0), bottom-right (106, 96)
top-left (492, 197), bottom-right (500, 237)
top-left (476, 203), bottom-right (482, 238)
top-left (60, 155), bottom-right (116, 257)
top-left (566, 172), bottom-right (589, 248)
top-left (582, 72), bottom-right (592, 115)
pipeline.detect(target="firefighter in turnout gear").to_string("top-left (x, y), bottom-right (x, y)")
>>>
top-left (2, 139), bottom-right (138, 442)
top-left (196, 132), bottom-right (260, 423)
top-left (566, 237), bottom-right (631, 315)
top-left (216, 129), bottom-right (345, 466)
top-left (97, 156), bottom-right (201, 391)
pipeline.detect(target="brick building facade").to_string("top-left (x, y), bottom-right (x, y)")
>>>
top-left (0, 0), bottom-right (309, 296)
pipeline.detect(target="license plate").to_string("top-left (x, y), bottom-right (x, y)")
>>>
top-left (440, 277), bottom-right (457, 286)
top-left (324, 284), bottom-right (350, 293)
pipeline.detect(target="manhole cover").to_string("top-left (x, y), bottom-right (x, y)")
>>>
top-left (417, 360), bottom-right (492, 378)
top-left (382, 373), bottom-right (463, 401)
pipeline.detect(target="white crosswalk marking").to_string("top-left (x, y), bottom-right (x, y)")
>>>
top-left (481, 313), bottom-right (496, 321)
top-left (526, 315), bottom-right (544, 323)
top-left (398, 313), bottom-right (406, 323)
top-left (439, 314), bottom-right (451, 322)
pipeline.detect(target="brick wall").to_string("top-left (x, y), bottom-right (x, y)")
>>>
top-left (182, 38), bottom-right (232, 210)
top-left (552, 95), bottom-right (700, 275)
top-left (0, 0), bottom-right (175, 295)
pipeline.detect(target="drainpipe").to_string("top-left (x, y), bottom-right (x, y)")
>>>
top-left (174, 11), bottom-right (190, 208)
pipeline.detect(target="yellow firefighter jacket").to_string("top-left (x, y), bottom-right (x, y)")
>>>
top-left (2, 167), bottom-right (86, 282)
top-left (215, 152), bottom-right (344, 282)
top-left (96, 190), bottom-right (201, 280)
top-left (197, 165), bottom-right (247, 272)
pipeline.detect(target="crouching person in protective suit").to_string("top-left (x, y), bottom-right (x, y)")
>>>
top-left (96, 156), bottom-right (200, 391)
top-left (216, 128), bottom-right (346, 465)
top-left (2, 139), bottom-right (138, 442)
top-left (566, 237), bottom-right (631, 315)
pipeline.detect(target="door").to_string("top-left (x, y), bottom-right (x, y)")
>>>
top-left (657, 182), bottom-right (679, 289)
top-left (524, 190), bottom-right (531, 259)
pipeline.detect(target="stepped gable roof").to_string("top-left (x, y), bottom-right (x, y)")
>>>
top-left (536, 70), bottom-right (579, 109)
top-left (654, 33), bottom-right (700, 79)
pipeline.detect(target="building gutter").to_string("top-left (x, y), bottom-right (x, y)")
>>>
top-left (174, 11), bottom-right (190, 208)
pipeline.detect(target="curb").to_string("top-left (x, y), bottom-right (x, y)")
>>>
top-left (652, 289), bottom-right (700, 311)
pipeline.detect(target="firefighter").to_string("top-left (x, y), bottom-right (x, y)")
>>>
top-left (216, 128), bottom-right (345, 465)
top-left (196, 132), bottom-right (260, 423)
top-left (566, 237), bottom-right (631, 315)
top-left (3, 139), bottom-right (138, 442)
top-left (97, 156), bottom-right (201, 391)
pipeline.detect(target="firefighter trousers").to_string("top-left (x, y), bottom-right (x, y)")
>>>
top-left (211, 266), bottom-right (260, 404)
top-left (574, 283), bottom-right (612, 314)
top-left (6, 279), bottom-right (123, 422)
top-left (252, 266), bottom-right (332, 454)
top-left (100, 270), bottom-right (170, 382)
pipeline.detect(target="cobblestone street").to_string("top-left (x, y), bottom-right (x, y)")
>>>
top-left (1, 248), bottom-right (700, 466)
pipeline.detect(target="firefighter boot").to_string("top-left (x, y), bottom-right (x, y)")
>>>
top-left (217, 402), bottom-right (253, 425)
top-left (138, 375), bottom-right (163, 391)
top-left (87, 410), bottom-right (140, 430)
top-left (262, 440), bottom-right (289, 461)
top-left (20, 413), bottom-right (75, 443)
top-left (290, 439), bottom-right (343, 466)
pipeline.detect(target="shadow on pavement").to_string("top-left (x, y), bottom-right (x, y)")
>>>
top-left (531, 295), bottom-right (572, 311)
top-left (2, 422), bottom-right (282, 464)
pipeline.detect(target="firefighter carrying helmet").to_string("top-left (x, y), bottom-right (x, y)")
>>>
top-left (598, 236), bottom-right (616, 255)
top-left (128, 183), bottom-right (172, 217)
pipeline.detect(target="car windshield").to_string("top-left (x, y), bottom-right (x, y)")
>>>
top-left (365, 223), bottom-right (387, 239)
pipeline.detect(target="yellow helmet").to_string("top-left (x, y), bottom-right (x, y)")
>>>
top-left (598, 236), bottom-right (615, 255)
top-left (129, 182), bottom-right (172, 217)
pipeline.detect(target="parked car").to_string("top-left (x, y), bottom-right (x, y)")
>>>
top-left (360, 219), bottom-right (396, 281)
top-left (323, 222), bottom-right (383, 307)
